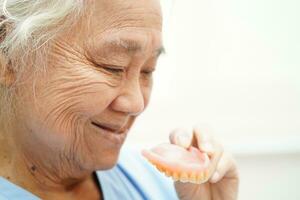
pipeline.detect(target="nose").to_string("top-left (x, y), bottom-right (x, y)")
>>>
top-left (110, 78), bottom-right (145, 115)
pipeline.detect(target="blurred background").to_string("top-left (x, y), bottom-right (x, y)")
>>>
top-left (125, 0), bottom-right (300, 199)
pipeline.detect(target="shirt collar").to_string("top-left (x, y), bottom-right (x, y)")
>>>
top-left (0, 177), bottom-right (40, 200)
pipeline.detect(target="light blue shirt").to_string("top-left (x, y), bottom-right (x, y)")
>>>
top-left (0, 146), bottom-right (179, 200)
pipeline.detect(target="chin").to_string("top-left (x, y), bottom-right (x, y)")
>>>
top-left (98, 160), bottom-right (119, 170)
top-left (85, 149), bottom-right (122, 171)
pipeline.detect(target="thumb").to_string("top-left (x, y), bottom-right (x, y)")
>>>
top-left (169, 128), bottom-right (192, 149)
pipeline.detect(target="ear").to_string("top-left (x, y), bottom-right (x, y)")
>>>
top-left (0, 54), bottom-right (15, 87)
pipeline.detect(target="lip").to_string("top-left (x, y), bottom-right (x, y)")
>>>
top-left (91, 121), bottom-right (127, 134)
top-left (91, 121), bottom-right (129, 145)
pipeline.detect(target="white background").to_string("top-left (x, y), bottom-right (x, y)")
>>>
top-left (126, 0), bottom-right (300, 199)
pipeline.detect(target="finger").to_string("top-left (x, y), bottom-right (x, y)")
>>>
top-left (209, 152), bottom-right (237, 183)
top-left (193, 125), bottom-right (215, 156)
top-left (169, 128), bottom-right (192, 149)
top-left (206, 145), bottom-right (223, 180)
top-left (193, 126), bottom-right (224, 178)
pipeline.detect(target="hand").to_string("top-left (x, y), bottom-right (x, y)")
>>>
top-left (169, 126), bottom-right (239, 200)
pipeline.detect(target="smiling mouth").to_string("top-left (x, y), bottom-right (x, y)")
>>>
top-left (91, 121), bottom-right (127, 134)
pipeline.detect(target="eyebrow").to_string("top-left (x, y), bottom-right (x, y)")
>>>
top-left (106, 38), bottom-right (165, 58)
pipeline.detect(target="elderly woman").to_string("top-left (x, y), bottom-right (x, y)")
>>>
top-left (0, 0), bottom-right (238, 199)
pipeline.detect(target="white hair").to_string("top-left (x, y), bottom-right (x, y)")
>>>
top-left (0, 0), bottom-right (88, 129)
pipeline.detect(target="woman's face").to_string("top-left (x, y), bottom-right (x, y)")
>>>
top-left (12, 0), bottom-right (162, 175)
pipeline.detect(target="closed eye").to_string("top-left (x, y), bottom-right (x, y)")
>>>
top-left (93, 63), bottom-right (125, 74)
top-left (103, 66), bottom-right (124, 74)
top-left (142, 71), bottom-right (153, 76)
top-left (141, 69), bottom-right (155, 79)
top-left (142, 68), bottom-right (155, 75)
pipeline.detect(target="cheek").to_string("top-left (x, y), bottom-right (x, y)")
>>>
top-left (35, 67), bottom-right (119, 136)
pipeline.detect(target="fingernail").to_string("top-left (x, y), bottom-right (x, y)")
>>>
top-left (177, 134), bottom-right (191, 148)
top-left (210, 172), bottom-right (220, 183)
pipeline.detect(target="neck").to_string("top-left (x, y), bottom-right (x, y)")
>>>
top-left (0, 131), bottom-right (13, 171)
top-left (0, 134), bottom-right (102, 200)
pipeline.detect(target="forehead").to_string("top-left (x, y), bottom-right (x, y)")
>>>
top-left (85, 29), bottom-right (163, 58)
top-left (78, 0), bottom-right (163, 58)
top-left (91, 0), bottom-right (162, 30)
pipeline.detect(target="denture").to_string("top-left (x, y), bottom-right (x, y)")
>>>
top-left (142, 143), bottom-right (210, 184)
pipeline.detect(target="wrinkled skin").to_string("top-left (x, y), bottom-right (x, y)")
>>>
top-left (0, 0), bottom-right (239, 199)
top-left (0, 0), bottom-right (162, 199)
